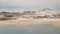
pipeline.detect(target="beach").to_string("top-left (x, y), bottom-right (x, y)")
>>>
top-left (0, 18), bottom-right (60, 27)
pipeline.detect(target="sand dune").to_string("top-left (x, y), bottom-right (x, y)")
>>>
top-left (0, 8), bottom-right (60, 27)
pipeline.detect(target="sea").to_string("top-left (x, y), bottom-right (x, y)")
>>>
top-left (0, 8), bottom-right (59, 12)
top-left (0, 8), bottom-right (39, 12)
top-left (0, 24), bottom-right (60, 34)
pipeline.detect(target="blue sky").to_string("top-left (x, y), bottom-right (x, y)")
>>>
top-left (0, 0), bottom-right (60, 12)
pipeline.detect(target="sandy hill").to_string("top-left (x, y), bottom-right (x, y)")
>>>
top-left (35, 8), bottom-right (60, 15)
top-left (22, 8), bottom-right (60, 18)
top-left (0, 8), bottom-right (60, 20)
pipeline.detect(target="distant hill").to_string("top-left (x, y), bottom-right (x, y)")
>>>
top-left (21, 8), bottom-right (60, 18)
top-left (0, 8), bottom-right (60, 20)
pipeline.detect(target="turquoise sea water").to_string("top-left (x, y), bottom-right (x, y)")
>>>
top-left (0, 24), bottom-right (60, 34)
top-left (0, 8), bottom-right (60, 12)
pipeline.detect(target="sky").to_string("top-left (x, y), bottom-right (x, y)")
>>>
top-left (0, 0), bottom-right (60, 12)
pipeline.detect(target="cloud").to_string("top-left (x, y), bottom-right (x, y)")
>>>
top-left (0, 0), bottom-right (53, 8)
top-left (50, 0), bottom-right (60, 10)
top-left (0, 0), bottom-right (60, 11)
top-left (0, 0), bottom-right (37, 7)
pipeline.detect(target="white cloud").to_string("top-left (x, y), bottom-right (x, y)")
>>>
top-left (0, 0), bottom-right (60, 11)
top-left (0, 0), bottom-right (53, 8)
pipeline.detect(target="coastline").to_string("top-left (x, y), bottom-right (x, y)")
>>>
top-left (0, 18), bottom-right (60, 27)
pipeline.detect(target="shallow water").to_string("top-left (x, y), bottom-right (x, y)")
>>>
top-left (0, 24), bottom-right (60, 34)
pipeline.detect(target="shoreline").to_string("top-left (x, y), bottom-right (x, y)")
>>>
top-left (0, 18), bottom-right (60, 27)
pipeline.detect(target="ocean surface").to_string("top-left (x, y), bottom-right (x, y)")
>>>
top-left (0, 8), bottom-right (60, 12)
top-left (0, 24), bottom-right (60, 34)
top-left (0, 8), bottom-right (38, 12)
